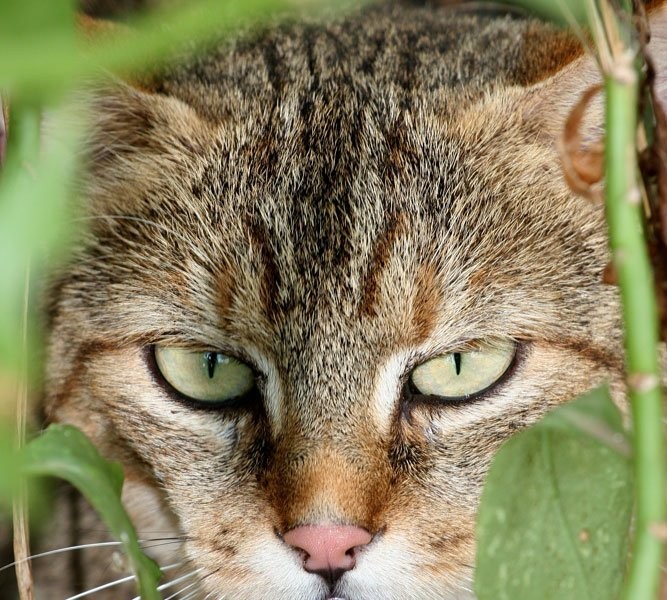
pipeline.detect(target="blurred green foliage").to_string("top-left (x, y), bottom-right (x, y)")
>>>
top-left (497, 0), bottom-right (587, 25)
top-left (0, 0), bottom-right (359, 98)
top-left (0, 424), bottom-right (21, 514)
top-left (477, 2), bottom-right (666, 599)
top-left (0, 105), bottom-right (78, 373)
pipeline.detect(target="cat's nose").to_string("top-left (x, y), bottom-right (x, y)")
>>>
top-left (283, 524), bottom-right (372, 580)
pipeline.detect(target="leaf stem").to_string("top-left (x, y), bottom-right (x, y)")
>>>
top-left (603, 41), bottom-right (666, 600)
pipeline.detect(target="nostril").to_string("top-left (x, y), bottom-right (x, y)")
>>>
top-left (283, 524), bottom-right (372, 576)
top-left (310, 567), bottom-right (347, 588)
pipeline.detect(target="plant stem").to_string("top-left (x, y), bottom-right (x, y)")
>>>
top-left (604, 49), bottom-right (666, 600)
top-left (12, 266), bottom-right (32, 600)
top-left (9, 104), bottom-right (40, 600)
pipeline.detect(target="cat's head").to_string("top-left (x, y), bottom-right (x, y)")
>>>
top-left (44, 3), bottom-right (667, 598)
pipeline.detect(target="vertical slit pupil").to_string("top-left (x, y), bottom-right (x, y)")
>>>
top-left (206, 351), bottom-right (218, 379)
top-left (453, 352), bottom-right (462, 375)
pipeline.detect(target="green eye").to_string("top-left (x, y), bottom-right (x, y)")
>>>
top-left (154, 347), bottom-right (255, 404)
top-left (410, 339), bottom-right (516, 400)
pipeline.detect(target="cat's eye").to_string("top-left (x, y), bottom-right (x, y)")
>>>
top-left (410, 339), bottom-right (516, 401)
top-left (154, 346), bottom-right (255, 404)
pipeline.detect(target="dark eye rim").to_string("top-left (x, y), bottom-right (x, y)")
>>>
top-left (404, 340), bottom-right (522, 407)
top-left (145, 345), bottom-right (261, 411)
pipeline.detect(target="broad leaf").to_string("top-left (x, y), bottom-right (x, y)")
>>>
top-left (22, 424), bottom-right (161, 599)
top-left (475, 387), bottom-right (633, 600)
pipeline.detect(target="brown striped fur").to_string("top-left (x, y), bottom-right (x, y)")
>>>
top-left (20, 1), bottom-right (667, 599)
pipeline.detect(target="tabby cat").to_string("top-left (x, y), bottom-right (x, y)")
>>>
top-left (9, 0), bottom-right (667, 598)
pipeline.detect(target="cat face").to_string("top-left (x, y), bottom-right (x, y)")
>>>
top-left (43, 3), bottom-right (666, 599)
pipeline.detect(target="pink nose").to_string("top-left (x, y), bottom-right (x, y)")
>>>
top-left (283, 524), bottom-right (372, 574)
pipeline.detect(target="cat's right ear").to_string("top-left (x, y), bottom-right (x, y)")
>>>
top-left (88, 81), bottom-right (211, 173)
top-left (3, 16), bottom-right (210, 177)
top-left (78, 15), bottom-right (212, 177)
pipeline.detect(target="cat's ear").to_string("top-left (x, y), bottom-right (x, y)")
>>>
top-left (523, 2), bottom-right (667, 140)
top-left (649, 2), bottom-right (667, 110)
top-left (1, 16), bottom-right (209, 175)
top-left (78, 15), bottom-right (212, 175)
top-left (88, 81), bottom-right (211, 174)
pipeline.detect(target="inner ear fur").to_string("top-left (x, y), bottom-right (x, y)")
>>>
top-left (77, 12), bottom-right (214, 172)
top-left (522, 1), bottom-right (667, 140)
top-left (89, 82), bottom-right (211, 169)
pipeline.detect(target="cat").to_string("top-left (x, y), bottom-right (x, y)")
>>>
top-left (11, 0), bottom-right (667, 598)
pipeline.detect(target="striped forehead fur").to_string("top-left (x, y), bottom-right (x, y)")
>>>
top-left (33, 1), bottom-right (666, 598)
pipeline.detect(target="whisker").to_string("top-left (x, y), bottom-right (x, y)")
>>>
top-left (0, 542), bottom-right (122, 573)
top-left (73, 527), bottom-right (188, 539)
top-left (63, 562), bottom-right (182, 600)
top-left (163, 578), bottom-right (200, 600)
top-left (458, 581), bottom-right (474, 594)
top-left (137, 529), bottom-right (190, 541)
top-left (0, 537), bottom-right (186, 573)
top-left (197, 563), bottom-right (222, 590)
top-left (181, 586), bottom-right (211, 600)
top-left (141, 538), bottom-right (188, 551)
top-left (130, 568), bottom-right (203, 600)
top-left (64, 573), bottom-right (136, 600)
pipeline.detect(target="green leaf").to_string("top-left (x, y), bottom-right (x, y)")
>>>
top-left (0, 103), bottom-right (79, 371)
top-left (475, 387), bottom-right (633, 600)
top-left (0, 0), bottom-right (74, 39)
top-left (22, 424), bottom-right (161, 599)
top-left (496, 0), bottom-right (587, 25)
top-left (0, 0), bottom-right (75, 98)
top-left (0, 0), bottom-right (364, 96)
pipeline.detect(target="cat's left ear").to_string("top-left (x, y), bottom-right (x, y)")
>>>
top-left (650, 2), bottom-right (667, 109)
top-left (524, 2), bottom-right (667, 139)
